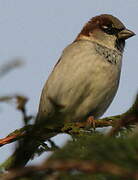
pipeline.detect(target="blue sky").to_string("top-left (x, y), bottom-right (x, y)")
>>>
top-left (0, 0), bottom-right (138, 164)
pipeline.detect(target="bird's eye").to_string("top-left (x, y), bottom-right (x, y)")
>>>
top-left (102, 25), bottom-right (110, 30)
top-left (101, 25), bottom-right (120, 35)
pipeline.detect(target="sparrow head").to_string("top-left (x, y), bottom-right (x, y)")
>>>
top-left (76, 14), bottom-right (135, 52)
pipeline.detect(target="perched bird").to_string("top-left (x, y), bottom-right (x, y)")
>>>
top-left (11, 14), bottom-right (135, 168)
top-left (36, 14), bottom-right (135, 125)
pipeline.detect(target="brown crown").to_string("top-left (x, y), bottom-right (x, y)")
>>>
top-left (77, 14), bottom-right (126, 38)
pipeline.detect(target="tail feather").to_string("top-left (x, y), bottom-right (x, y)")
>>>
top-left (8, 125), bottom-right (58, 169)
top-left (11, 138), bottom-right (39, 168)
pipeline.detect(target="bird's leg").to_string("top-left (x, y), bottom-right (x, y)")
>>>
top-left (87, 116), bottom-right (96, 130)
top-left (75, 116), bottom-right (95, 129)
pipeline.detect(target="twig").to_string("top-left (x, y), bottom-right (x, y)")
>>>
top-left (0, 59), bottom-right (23, 78)
top-left (0, 125), bottom-right (32, 147)
top-left (0, 94), bottom-right (33, 125)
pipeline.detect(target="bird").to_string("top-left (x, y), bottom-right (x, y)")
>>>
top-left (10, 14), bottom-right (135, 168)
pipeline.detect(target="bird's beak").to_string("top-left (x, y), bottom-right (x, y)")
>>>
top-left (118, 29), bottom-right (135, 40)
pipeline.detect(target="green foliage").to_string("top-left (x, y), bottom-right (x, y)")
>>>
top-left (46, 134), bottom-right (138, 179)
top-left (56, 173), bottom-right (123, 180)
top-left (3, 133), bottom-right (138, 180)
top-left (50, 134), bottom-right (138, 169)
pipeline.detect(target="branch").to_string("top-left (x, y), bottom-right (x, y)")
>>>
top-left (0, 95), bottom-right (137, 147)
top-left (0, 117), bottom-right (114, 147)
top-left (108, 93), bottom-right (138, 136)
top-left (3, 160), bottom-right (138, 180)
top-left (1, 92), bottom-right (138, 147)
top-left (0, 59), bottom-right (23, 78)
top-left (0, 125), bottom-right (32, 147)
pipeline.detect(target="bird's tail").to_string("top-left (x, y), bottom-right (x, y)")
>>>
top-left (7, 123), bottom-right (58, 169)
top-left (10, 135), bottom-right (40, 168)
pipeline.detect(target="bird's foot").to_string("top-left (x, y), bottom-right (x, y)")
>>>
top-left (87, 116), bottom-right (96, 130)
top-left (75, 116), bottom-right (95, 129)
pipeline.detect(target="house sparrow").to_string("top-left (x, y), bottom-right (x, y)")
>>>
top-left (36, 14), bottom-right (135, 125)
top-left (11, 14), bottom-right (135, 168)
